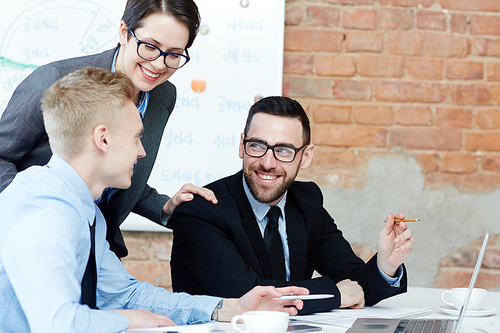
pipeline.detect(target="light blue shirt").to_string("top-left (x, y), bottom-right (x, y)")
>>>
top-left (0, 155), bottom-right (221, 333)
top-left (242, 176), bottom-right (402, 286)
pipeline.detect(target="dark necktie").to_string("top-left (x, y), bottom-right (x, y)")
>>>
top-left (264, 206), bottom-right (286, 280)
top-left (81, 218), bottom-right (98, 309)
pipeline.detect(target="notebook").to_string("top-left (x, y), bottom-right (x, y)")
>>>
top-left (346, 230), bottom-right (490, 333)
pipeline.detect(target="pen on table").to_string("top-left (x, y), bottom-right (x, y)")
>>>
top-left (384, 218), bottom-right (420, 222)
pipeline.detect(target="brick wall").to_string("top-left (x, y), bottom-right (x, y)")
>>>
top-left (122, 0), bottom-right (500, 291)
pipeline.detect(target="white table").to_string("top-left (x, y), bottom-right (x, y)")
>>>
top-left (212, 287), bottom-right (500, 333)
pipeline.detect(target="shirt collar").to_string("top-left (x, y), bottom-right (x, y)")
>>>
top-left (47, 154), bottom-right (96, 226)
top-left (242, 174), bottom-right (287, 222)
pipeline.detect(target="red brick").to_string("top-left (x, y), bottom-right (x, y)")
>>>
top-left (334, 80), bottom-right (372, 100)
top-left (310, 147), bottom-right (355, 169)
top-left (285, 6), bottom-right (303, 26)
top-left (434, 269), bottom-right (500, 290)
top-left (345, 31), bottom-right (384, 52)
top-left (322, 0), bottom-right (375, 4)
top-left (417, 11), bottom-right (447, 31)
top-left (440, 0), bottom-right (500, 12)
top-left (313, 125), bottom-right (387, 147)
top-left (313, 104), bottom-right (351, 124)
top-left (316, 55), bottom-right (356, 76)
top-left (306, 6), bottom-right (340, 28)
top-left (151, 237), bottom-right (173, 261)
top-left (394, 106), bottom-right (433, 126)
top-left (416, 153), bottom-right (440, 172)
top-left (122, 235), bottom-right (151, 260)
top-left (451, 14), bottom-right (468, 34)
top-left (476, 109), bottom-right (500, 129)
top-left (379, 8), bottom-right (414, 30)
top-left (283, 54), bottom-right (314, 74)
top-left (343, 9), bottom-right (377, 30)
top-left (445, 61), bottom-right (484, 80)
top-left (471, 15), bottom-right (500, 36)
top-left (435, 108), bottom-right (472, 128)
top-left (482, 154), bottom-right (500, 172)
top-left (450, 84), bottom-right (492, 105)
top-left (353, 105), bottom-right (393, 125)
top-left (379, 0), bottom-right (436, 7)
top-left (123, 261), bottom-right (171, 289)
top-left (389, 128), bottom-right (462, 150)
top-left (424, 173), bottom-right (500, 192)
top-left (387, 31), bottom-right (470, 58)
top-left (424, 34), bottom-right (471, 58)
top-left (406, 58), bottom-right (444, 80)
top-left (441, 152), bottom-right (477, 174)
top-left (284, 28), bottom-right (344, 52)
top-left (356, 57), bottom-right (404, 77)
top-left (486, 62), bottom-right (500, 81)
top-left (491, 85), bottom-right (500, 103)
top-left (284, 77), bottom-right (334, 98)
top-left (375, 81), bottom-right (448, 103)
top-left (472, 37), bottom-right (500, 57)
top-left (466, 132), bottom-right (500, 151)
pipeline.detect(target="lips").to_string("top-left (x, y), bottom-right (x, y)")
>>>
top-left (256, 171), bottom-right (280, 181)
top-left (140, 65), bottom-right (161, 80)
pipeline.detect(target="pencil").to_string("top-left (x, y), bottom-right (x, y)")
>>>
top-left (384, 218), bottom-right (420, 222)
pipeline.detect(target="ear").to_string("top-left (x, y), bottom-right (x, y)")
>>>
top-left (118, 21), bottom-right (128, 46)
top-left (238, 133), bottom-right (245, 159)
top-left (299, 144), bottom-right (314, 170)
top-left (93, 125), bottom-right (110, 153)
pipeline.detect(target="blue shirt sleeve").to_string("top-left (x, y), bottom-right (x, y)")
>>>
top-left (377, 264), bottom-right (403, 288)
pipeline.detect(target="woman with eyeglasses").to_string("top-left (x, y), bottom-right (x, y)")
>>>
top-left (0, 0), bottom-right (217, 258)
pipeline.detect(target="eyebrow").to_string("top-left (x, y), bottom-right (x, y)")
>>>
top-left (144, 37), bottom-right (185, 53)
top-left (247, 137), bottom-right (300, 148)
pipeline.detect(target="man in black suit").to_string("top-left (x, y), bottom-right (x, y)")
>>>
top-left (170, 96), bottom-right (415, 314)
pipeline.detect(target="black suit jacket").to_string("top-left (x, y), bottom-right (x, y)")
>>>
top-left (0, 48), bottom-right (174, 257)
top-left (170, 171), bottom-right (407, 314)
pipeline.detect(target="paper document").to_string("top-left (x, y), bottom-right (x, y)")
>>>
top-left (320, 306), bottom-right (432, 319)
top-left (291, 316), bottom-right (356, 328)
top-left (123, 322), bottom-right (214, 333)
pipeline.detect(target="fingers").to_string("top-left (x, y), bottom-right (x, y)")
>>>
top-left (275, 286), bottom-right (309, 296)
top-left (395, 229), bottom-right (415, 253)
top-left (179, 183), bottom-right (218, 204)
top-left (337, 279), bottom-right (365, 309)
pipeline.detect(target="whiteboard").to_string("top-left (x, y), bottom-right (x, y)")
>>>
top-left (0, 0), bottom-right (285, 231)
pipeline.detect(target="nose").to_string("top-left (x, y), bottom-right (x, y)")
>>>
top-left (138, 141), bottom-right (146, 159)
top-left (150, 56), bottom-right (167, 70)
top-left (259, 148), bottom-right (277, 169)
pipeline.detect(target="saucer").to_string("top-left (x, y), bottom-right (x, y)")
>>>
top-left (439, 305), bottom-right (498, 317)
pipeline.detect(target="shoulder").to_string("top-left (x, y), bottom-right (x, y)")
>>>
top-left (288, 180), bottom-right (323, 206)
top-left (171, 174), bottom-right (238, 221)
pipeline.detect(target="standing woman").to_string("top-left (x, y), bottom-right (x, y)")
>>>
top-left (0, 0), bottom-right (217, 258)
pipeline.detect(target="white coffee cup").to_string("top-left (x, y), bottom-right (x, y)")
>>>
top-left (231, 311), bottom-right (289, 333)
top-left (441, 287), bottom-right (487, 311)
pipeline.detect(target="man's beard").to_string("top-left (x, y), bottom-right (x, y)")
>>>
top-left (243, 166), bottom-right (299, 204)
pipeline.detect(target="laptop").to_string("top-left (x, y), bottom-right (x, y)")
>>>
top-left (346, 230), bottom-right (490, 333)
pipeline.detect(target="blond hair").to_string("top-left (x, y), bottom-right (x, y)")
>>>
top-left (41, 67), bottom-right (136, 158)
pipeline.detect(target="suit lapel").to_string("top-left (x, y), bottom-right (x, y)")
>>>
top-left (285, 199), bottom-right (308, 280)
top-left (230, 172), bottom-right (274, 279)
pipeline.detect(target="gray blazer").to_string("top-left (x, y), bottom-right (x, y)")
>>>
top-left (0, 48), bottom-right (175, 257)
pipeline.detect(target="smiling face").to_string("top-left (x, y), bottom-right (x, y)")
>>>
top-left (104, 99), bottom-right (146, 190)
top-left (239, 113), bottom-right (314, 206)
top-left (115, 12), bottom-right (190, 100)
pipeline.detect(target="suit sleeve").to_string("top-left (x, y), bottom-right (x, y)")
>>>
top-left (170, 198), bottom-right (342, 313)
top-left (0, 65), bottom-right (62, 191)
top-left (316, 207), bottom-right (407, 306)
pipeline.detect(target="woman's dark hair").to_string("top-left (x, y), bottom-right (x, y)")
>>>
top-left (121, 0), bottom-right (200, 49)
top-left (244, 96), bottom-right (311, 145)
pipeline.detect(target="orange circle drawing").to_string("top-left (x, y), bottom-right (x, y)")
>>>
top-left (191, 78), bottom-right (206, 93)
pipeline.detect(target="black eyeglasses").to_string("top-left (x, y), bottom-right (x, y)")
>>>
top-left (129, 29), bottom-right (190, 69)
top-left (243, 139), bottom-right (307, 163)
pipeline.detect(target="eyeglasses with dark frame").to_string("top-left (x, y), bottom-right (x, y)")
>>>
top-left (129, 29), bottom-right (190, 69)
top-left (243, 139), bottom-right (308, 163)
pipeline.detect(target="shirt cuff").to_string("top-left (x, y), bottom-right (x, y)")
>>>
top-left (377, 264), bottom-right (403, 288)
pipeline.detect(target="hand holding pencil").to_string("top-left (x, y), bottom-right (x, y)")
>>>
top-left (376, 213), bottom-right (415, 278)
